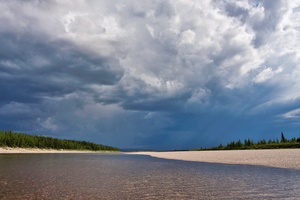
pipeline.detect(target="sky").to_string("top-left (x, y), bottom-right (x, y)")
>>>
top-left (0, 0), bottom-right (300, 150)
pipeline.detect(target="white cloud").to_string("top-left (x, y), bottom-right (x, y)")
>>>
top-left (0, 102), bottom-right (34, 115)
top-left (146, 24), bottom-right (155, 38)
top-left (38, 117), bottom-right (58, 131)
top-left (253, 67), bottom-right (283, 83)
top-left (187, 88), bottom-right (210, 104)
top-left (180, 29), bottom-right (196, 44)
top-left (282, 108), bottom-right (300, 119)
top-left (1, 0), bottom-right (299, 108)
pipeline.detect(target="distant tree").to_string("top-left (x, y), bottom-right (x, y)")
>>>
top-left (281, 132), bottom-right (287, 143)
top-left (244, 138), bottom-right (252, 147)
top-left (244, 139), bottom-right (247, 146)
top-left (195, 131), bottom-right (300, 151)
top-left (236, 140), bottom-right (243, 149)
top-left (0, 130), bottom-right (119, 151)
top-left (291, 137), bottom-right (297, 143)
top-left (258, 139), bottom-right (266, 145)
top-left (218, 144), bottom-right (224, 149)
top-left (267, 139), bottom-right (273, 144)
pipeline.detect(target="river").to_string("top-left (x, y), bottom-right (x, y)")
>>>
top-left (0, 153), bottom-right (299, 199)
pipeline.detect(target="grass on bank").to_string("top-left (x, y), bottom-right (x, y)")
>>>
top-left (0, 130), bottom-right (119, 152)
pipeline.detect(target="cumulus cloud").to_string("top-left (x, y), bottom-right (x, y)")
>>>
top-left (253, 67), bottom-right (283, 83)
top-left (0, 0), bottom-right (300, 149)
top-left (38, 117), bottom-right (58, 131)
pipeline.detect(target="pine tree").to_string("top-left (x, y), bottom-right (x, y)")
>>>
top-left (281, 132), bottom-right (287, 143)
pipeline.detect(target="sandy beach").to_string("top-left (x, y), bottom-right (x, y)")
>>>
top-left (0, 147), bottom-right (105, 154)
top-left (129, 149), bottom-right (300, 169)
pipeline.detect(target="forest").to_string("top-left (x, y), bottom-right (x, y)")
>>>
top-left (195, 132), bottom-right (300, 151)
top-left (0, 130), bottom-right (119, 151)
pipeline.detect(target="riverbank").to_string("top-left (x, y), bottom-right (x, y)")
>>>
top-left (128, 149), bottom-right (300, 169)
top-left (0, 147), bottom-right (112, 153)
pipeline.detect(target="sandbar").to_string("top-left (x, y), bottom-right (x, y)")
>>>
top-left (0, 147), bottom-right (105, 154)
top-left (129, 149), bottom-right (300, 169)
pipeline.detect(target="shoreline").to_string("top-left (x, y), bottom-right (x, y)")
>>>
top-left (128, 149), bottom-right (300, 170)
top-left (2, 147), bottom-right (300, 169)
top-left (0, 147), bottom-right (115, 154)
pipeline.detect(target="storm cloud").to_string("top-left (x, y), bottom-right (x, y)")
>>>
top-left (0, 0), bottom-right (300, 149)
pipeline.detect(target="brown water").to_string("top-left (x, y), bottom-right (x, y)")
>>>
top-left (0, 153), bottom-right (299, 199)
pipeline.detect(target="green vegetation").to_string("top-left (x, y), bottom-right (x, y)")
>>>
top-left (0, 130), bottom-right (119, 151)
top-left (194, 132), bottom-right (300, 151)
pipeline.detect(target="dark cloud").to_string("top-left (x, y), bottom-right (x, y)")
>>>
top-left (0, 31), bottom-right (123, 105)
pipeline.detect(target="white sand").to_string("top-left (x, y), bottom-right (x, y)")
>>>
top-left (129, 149), bottom-right (300, 169)
top-left (0, 147), bottom-right (105, 154)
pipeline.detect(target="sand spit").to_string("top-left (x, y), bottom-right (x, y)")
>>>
top-left (129, 149), bottom-right (300, 169)
top-left (0, 147), bottom-right (105, 154)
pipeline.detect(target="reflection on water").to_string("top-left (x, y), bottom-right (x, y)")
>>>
top-left (0, 153), bottom-right (299, 199)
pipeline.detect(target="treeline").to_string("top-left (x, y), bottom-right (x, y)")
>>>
top-left (0, 130), bottom-right (119, 151)
top-left (195, 132), bottom-right (300, 151)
